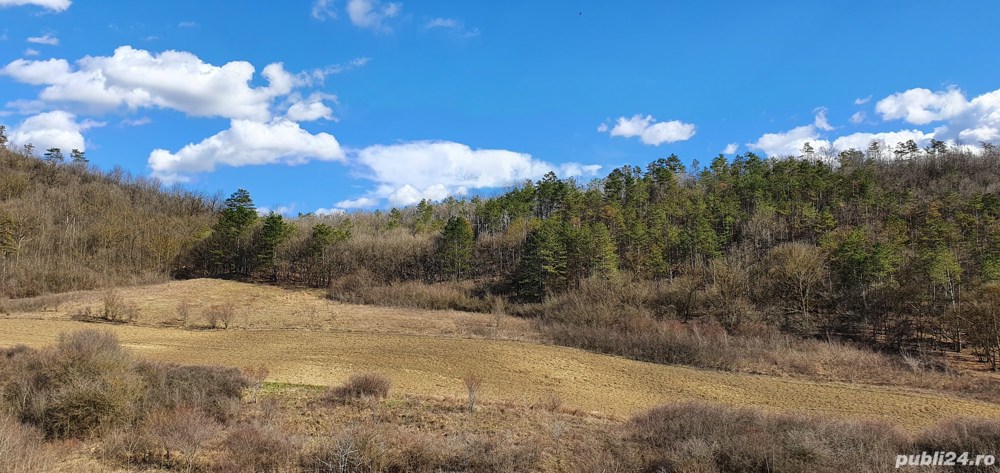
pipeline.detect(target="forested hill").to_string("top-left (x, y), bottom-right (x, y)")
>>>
top-left (178, 146), bottom-right (1000, 364)
top-left (6, 142), bottom-right (1000, 366)
top-left (0, 147), bottom-right (216, 298)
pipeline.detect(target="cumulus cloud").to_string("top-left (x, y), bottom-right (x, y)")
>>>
top-left (1, 46), bottom-right (295, 121)
top-left (0, 0), bottom-right (70, 12)
top-left (343, 140), bottom-right (601, 207)
top-left (723, 143), bottom-right (738, 154)
top-left (747, 125), bottom-right (828, 157)
top-left (347, 0), bottom-right (401, 32)
top-left (334, 197), bottom-right (378, 209)
top-left (27, 34), bottom-right (59, 46)
top-left (599, 114), bottom-right (696, 146)
top-left (147, 118), bottom-right (345, 183)
top-left (875, 87), bottom-right (968, 125)
top-left (831, 129), bottom-right (933, 152)
top-left (7, 110), bottom-right (102, 151)
top-left (285, 93), bottom-right (335, 121)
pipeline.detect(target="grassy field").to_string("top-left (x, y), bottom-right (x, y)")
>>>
top-left (2, 279), bottom-right (1000, 430)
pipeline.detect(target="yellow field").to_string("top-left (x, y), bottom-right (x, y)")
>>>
top-left (2, 279), bottom-right (999, 430)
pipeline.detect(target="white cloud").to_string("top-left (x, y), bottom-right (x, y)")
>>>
top-left (119, 116), bottom-right (151, 127)
top-left (347, 0), bottom-right (401, 32)
top-left (284, 92), bottom-right (335, 121)
top-left (311, 0), bottom-right (336, 20)
top-left (0, 0), bottom-right (70, 12)
top-left (334, 197), bottom-right (378, 209)
top-left (2, 46), bottom-right (296, 121)
top-left (177, 21), bottom-right (198, 28)
top-left (23, 48), bottom-right (39, 57)
top-left (8, 110), bottom-right (102, 152)
top-left (424, 18), bottom-right (457, 29)
top-left (257, 205), bottom-right (296, 216)
top-left (349, 140), bottom-right (601, 207)
top-left (314, 207), bottom-right (346, 216)
top-left (875, 87), bottom-right (968, 125)
top-left (854, 96), bottom-right (871, 105)
top-left (831, 129), bottom-right (933, 153)
top-left (147, 118), bottom-right (345, 183)
top-left (813, 107), bottom-right (833, 131)
top-left (299, 57), bottom-right (370, 86)
top-left (723, 143), bottom-right (738, 154)
top-left (747, 125), bottom-right (829, 158)
top-left (849, 111), bottom-right (867, 124)
top-left (26, 34), bottom-right (59, 46)
top-left (600, 114), bottom-right (696, 146)
top-left (423, 17), bottom-right (479, 37)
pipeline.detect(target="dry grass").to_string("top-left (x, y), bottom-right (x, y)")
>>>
top-left (0, 279), bottom-right (538, 340)
top-left (325, 373), bottom-right (391, 402)
top-left (2, 319), bottom-right (1000, 429)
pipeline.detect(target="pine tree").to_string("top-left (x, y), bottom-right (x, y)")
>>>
top-left (70, 149), bottom-right (88, 166)
top-left (211, 189), bottom-right (259, 275)
top-left (440, 216), bottom-right (475, 281)
top-left (44, 147), bottom-right (63, 164)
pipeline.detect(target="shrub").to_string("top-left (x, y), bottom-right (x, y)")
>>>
top-left (137, 362), bottom-right (250, 423)
top-left (204, 303), bottom-right (236, 329)
top-left (102, 290), bottom-right (138, 323)
top-left (176, 301), bottom-right (192, 328)
top-left (0, 415), bottom-right (54, 473)
top-left (325, 373), bottom-right (391, 402)
top-left (144, 407), bottom-right (223, 472)
top-left (462, 373), bottom-right (484, 412)
top-left (915, 417), bottom-right (1000, 454)
top-left (220, 424), bottom-right (300, 473)
top-left (1, 330), bottom-right (143, 439)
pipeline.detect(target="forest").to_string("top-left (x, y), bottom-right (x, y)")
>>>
top-left (4, 139), bottom-right (1000, 374)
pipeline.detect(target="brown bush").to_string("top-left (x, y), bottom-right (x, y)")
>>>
top-left (0, 414), bottom-right (54, 473)
top-left (325, 373), bottom-right (391, 402)
top-left (1, 330), bottom-right (143, 439)
top-left (204, 303), bottom-right (236, 329)
top-left (915, 417), bottom-right (1000, 454)
top-left (102, 290), bottom-right (139, 323)
top-left (616, 402), bottom-right (906, 473)
top-left (462, 373), bottom-right (484, 412)
top-left (144, 407), bottom-right (223, 472)
top-left (220, 424), bottom-right (300, 473)
top-left (137, 362), bottom-right (250, 423)
top-left (330, 278), bottom-right (493, 313)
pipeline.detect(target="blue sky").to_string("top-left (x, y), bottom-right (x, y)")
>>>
top-left (2, 0), bottom-right (999, 214)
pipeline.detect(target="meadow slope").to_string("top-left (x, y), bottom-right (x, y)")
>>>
top-left (1, 279), bottom-right (999, 429)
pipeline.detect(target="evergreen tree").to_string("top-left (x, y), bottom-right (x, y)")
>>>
top-left (211, 189), bottom-right (259, 275)
top-left (440, 216), bottom-right (475, 281)
top-left (44, 147), bottom-right (63, 164)
top-left (70, 149), bottom-right (88, 166)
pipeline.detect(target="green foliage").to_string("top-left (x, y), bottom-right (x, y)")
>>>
top-left (440, 216), bottom-right (475, 281)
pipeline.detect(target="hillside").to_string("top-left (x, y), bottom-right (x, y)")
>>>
top-left (0, 148), bottom-right (215, 298)
top-left (2, 279), bottom-right (998, 429)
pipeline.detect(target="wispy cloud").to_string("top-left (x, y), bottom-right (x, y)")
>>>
top-left (347, 0), bottom-right (401, 32)
top-left (311, 0), bottom-right (336, 20)
top-left (26, 34), bottom-right (59, 46)
top-left (0, 0), bottom-right (71, 13)
top-left (423, 17), bottom-right (480, 38)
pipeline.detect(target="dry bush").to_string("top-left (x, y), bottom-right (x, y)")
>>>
top-left (176, 301), bottom-right (192, 328)
top-left (330, 278), bottom-right (492, 313)
top-left (533, 392), bottom-right (563, 413)
top-left (219, 424), bottom-right (300, 473)
top-left (242, 365), bottom-right (269, 403)
top-left (136, 362), bottom-right (250, 423)
top-left (144, 407), bottom-right (223, 472)
top-left (0, 293), bottom-right (72, 314)
top-left (99, 425), bottom-right (157, 469)
top-left (301, 424), bottom-right (392, 473)
top-left (0, 414), bottom-right (54, 473)
top-left (914, 417), bottom-right (1000, 454)
top-left (325, 373), bottom-right (391, 403)
top-left (612, 402), bottom-right (906, 473)
top-left (102, 290), bottom-right (138, 323)
top-left (1, 330), bottom-right (143, 439)
top-left (462, 373), bottom-right (484, 412)
top-left (204, 303), bottom-right (236, 329)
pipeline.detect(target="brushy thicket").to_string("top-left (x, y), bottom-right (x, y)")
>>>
top-left (584, 402), bottom-right (1000, 473)
top-left (0, 148), bottom-right (215, 298)
top-left (528, 277), bottom-right (1000, 404)
top-left (325, 372), bottom-right (392, 402)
